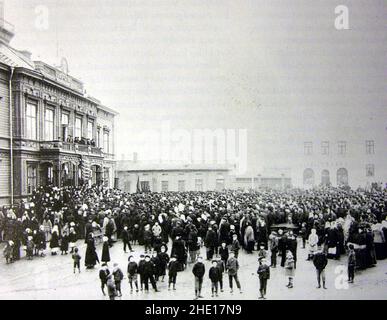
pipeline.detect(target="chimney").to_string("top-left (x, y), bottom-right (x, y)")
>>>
top-left (19, 50), bottom-right (32, 60)
top-left (0, 2), bottom-right (15, 45)
top-left (133, 152), bottom-right (138, 163)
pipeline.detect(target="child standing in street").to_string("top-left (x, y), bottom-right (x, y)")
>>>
top-left (168, 255), bottom-right (179, 291)
top-left (158, 245), bottom-right (170, 282)
top-left (226, 251), bottom-right (242, 294)
top-left (138, 254), bottom-right (146, 291)
top-left (347, 244), bottom-right (356, 283)
top-left (26, 236), bottom-right (35, 260)
top-left (99, 263), bottom-right (110, 296)
top-left (284, 250), bottom-right (295, 289)
top-left (127, 255), bottom-right (139, 293)
top-left (192, 256), bottom-right (205, 300)
top-left (209, 260), bottom-right (221, 297)
top-left (72, 247), bottom-right (81, 273)
top-left (257, 258), bottom-right (270, 299)
top-left (112, 262), bottom-right (124, 297)
top-left (3, 240), bottom-right (14, 264)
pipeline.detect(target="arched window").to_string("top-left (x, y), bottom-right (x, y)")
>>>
top-left (321, 170), bottom-right (330, 186)
top-left (303, 168), bottom-right (315, 187)
top-left (337, 168), bottom-right (348, 187)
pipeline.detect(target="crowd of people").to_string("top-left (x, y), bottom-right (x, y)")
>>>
top-left (1, 184), bottom-right (386, 299)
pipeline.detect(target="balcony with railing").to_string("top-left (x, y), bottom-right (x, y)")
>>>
top-left (40, 140), bottom-right (104, 157)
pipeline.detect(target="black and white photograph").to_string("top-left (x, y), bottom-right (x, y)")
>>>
top-left (0, 0), bottom-right (386, 305)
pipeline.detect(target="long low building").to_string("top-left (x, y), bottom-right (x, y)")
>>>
top-left (115, 161), bottom-right (233, 193)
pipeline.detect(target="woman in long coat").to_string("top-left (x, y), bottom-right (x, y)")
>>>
top-left (85, 233), bottom-right (99, 269)
top-left (50, 226), bottom-right (60, 255)
top-left (244, 223), bottom-right (255, 253)
top-left (101, 236), bottom-right (111, 264)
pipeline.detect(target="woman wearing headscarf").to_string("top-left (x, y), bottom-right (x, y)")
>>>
top-left (85, 233), bottom-right (99, 269)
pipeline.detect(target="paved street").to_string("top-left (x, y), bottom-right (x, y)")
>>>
top-left (0, 239), bottom-right (386, 300)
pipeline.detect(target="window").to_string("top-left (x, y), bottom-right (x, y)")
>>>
top-left (140, 181), bottom-right (150, 192)
top-left (75, 117), bottom-right (82, 138)
top-left (27, 164), bottom-right (37, 194)
top-left (366, 140), bottom-right (374, 154)
top-left (195, 179), bottom-right (203, 191)
top-left (61, 112), bottom-right (69, 141)
top-left (44, 108), bottom-right (54, 141)
top-left (97, 128), bottom-right (101, 147)
top-left (216, 179), bottom-right (225, 191)
top-left (321, 141), bottom-right (329, 155)
top-left (178, 180), bottom-right (185, 192)
top-left (26, 103), bottom-right (37, 140)
top-left (304, 142), bottom-right (313, 155)
top-left (104, 168), bottom-right (110, 187)
top-left (366, 164), bottom-right (374, 177)
top-left (103, 132), bottom-right (109, 153)
top-left (161, 181), bottom-right (169, 192)
top-left (87, 121), bottom-right (94, 140)
top-left (338, 141), bottom-right (347, 155)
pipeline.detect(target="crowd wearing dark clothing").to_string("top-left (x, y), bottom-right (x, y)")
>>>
top-left (1, 184), bottom-right (386, 299)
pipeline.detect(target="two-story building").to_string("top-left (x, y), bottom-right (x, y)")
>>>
top-left (0, 20), bottom-right (117, 205)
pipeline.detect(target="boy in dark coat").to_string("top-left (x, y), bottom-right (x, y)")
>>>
top-left (72, 247), bottom-right (81, 273)
top-left (99, 264), bottom-right (110, 295)
top-left (121, 226), bottom-right (133, 253)
top-left (138, 254), bottom-right (146, 291)
top-left (204, 227), bottom-right (217, 260)
top-left (112, 262), bottom-right (124, 297)
top-left (127, 255), bottom-right (139, 293)
top-left (192, 256), bottom-right (205, 299)
top-left (231, 234), bottom-right (240, 258)
top-left (151, 251), bottom-right (162, 282)
top-left (143, 255), bottom-right (159, 292)
top-left (157, 245), bottom-right (170, 282)
top-left (209, 260), bottom-right (221, 297)
top-left (313, 246), bottom-right (328, 289)
top-left (347, 244), bottom-right (356, 283)
top-left (257, 258), bottom-right (270, 299)
top-left (219, 242), bottom-right (229, 270)
top-left (217, 258), bottom-right (225, 292)
top-left (168, 255), bottom-right (179, 290)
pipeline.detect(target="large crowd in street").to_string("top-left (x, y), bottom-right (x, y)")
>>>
top-left (1, 185), bottom-right (386, 299)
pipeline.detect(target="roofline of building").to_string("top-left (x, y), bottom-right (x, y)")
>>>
top-left (116, 167), bottom-right (231, 173)
top-left (2, 64), bottom-right (118, 116)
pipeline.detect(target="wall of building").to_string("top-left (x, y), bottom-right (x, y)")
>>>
top-left (116, 169), bottom-right (231, 193)
top-left (290, 108), bottom-right (387, 189)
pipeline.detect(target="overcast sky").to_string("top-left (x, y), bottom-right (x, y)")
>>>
top-left (4, 0), bottom-right (387, 174)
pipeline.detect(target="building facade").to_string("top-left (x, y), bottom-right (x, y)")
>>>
top-left (0, 21), bottom-right (117, 205)
top-left (116, 161), bottom-right (232, 193)
top-left (292, 123), bottom-right (387, 189)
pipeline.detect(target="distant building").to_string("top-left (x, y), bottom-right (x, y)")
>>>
top-left (116, 161), bottom-right (232, 193)
top-left (293, 134), bottom-right (387, 189)
top-left (233, 168), bottom-right (292, 191)
top-left (0, 19), bottom-right (117, 205)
